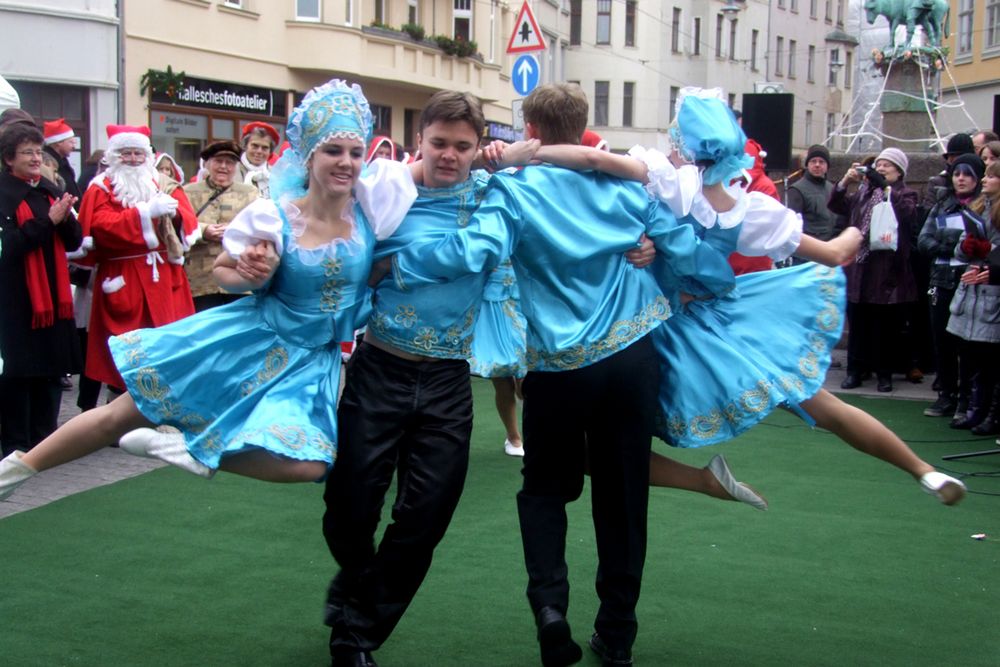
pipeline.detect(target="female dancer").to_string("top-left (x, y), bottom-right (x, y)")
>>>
top-left (0, 79), bottom-right (416, 498)
top-left (485, 90), bottom-right (964, 505)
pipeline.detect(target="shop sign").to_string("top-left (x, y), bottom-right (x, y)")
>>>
top-left (151, 75), bottom-right (286, 117)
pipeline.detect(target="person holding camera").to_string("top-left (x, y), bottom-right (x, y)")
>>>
top-left (829, 148), bottom-right (919, 393)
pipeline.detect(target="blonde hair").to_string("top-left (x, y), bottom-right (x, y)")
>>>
top-left (970, 160), bottom-right (1000, 231)
top-left (522, 83), bottom-right (589, 145)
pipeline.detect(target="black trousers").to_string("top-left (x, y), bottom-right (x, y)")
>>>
top-left (518, 335), bottom-right (658, 652)
top-left (0, 376), bottom-right (62, 456)
top-left (323, 343), bottom-right (473, 654)
top-left (75, 328), bottom-right (103, 411)
top-left (845, 302), bottom-right (907, 377)
top-left (928, 287), bottom-right (961, 397)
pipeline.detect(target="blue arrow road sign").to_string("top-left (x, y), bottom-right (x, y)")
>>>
top-left (512, 54), bottom-right (539, 97)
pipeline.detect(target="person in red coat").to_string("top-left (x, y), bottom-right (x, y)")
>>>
top-left (76, 124), bottom-right (196, 391)
top-left (728, 138), bottom-right (778, 275)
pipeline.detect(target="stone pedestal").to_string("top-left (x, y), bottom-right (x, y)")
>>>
top-left (880, 59), bottom-right (938, 151)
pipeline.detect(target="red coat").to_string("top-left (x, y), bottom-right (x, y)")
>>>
top-left (77, 178), bottom-right (197, 388)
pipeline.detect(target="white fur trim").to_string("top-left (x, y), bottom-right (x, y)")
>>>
top-left (102, 276), bottom-right (126, 294)
top-left (134, 202), bottom-right (161, 250)
top-left (45, 130), bottom-right (74, 145)
top-left (186, 225), bottom-right (203, 247)
top-left (107, 133), bottom-right (152, 153)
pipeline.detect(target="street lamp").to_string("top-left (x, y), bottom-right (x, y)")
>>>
top-left (721, 0), bottom-right (742, 14)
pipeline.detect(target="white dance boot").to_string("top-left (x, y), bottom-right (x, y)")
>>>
top-left (118, 428), bottom-right (214, 478)
top-left (920, 471), bottom-right (966, 506)
top-left (0, 451), bottom-right (38, 501)
top-left (707, 454), bottom-right (769, 511)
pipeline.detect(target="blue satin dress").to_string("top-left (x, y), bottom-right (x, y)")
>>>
top-left (468, 259), bottom-right (527, 378)
top-left (652, 219), bottom-right (846, 448)
top-left (109, 200), bottom-right (375, 469)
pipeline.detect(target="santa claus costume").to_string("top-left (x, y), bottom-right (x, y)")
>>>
top-left (76, 125), bottom-right (197, 389)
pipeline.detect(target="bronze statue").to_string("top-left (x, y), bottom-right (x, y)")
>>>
top-left (865, 0), bottom-right (950, 50)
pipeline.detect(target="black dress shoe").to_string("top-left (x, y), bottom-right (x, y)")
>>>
top-left (840, 373), bottom-right (862, 389)
top-left (876, 374), bottom-right (893, 393)
top-left (588, 633), bottom-right (633, 666)
top-left (330, 650), bottom-right (378, 667)
top-left (971, 415), bottom-right (999, 436)
top-left (536, 606), bottom-right (582, 667)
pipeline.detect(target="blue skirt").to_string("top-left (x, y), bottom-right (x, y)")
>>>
top-left (110, 296), bottom-right (340, 469)
top-left (653, 263), bottom-right (845, 447)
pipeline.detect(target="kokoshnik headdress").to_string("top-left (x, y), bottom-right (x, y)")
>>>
top-left (667, 87), bottom-right (753, 185)
top-left (270, 79), bottom-right (374, 202)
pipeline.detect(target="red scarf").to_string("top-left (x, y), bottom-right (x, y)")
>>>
top-left (15, 198), bottom-right (73, 328)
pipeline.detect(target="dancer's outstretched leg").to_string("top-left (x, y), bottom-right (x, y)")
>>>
top-left (801, 389), bottom-right (965, 505)
top-left (648, 451), bottom-right (768, 510)
top-left (492, 377), bottom-right (524, 457)
top-left (218, 450), bottom-right (327, 482)
top-left (0, 393), bottom-right (153, 500)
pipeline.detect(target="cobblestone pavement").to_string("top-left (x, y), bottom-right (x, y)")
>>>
top-left (1, 349), bottom-right (938, 519)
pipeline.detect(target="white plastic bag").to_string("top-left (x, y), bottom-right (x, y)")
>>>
top-left (869, 186), bottom-right (898, 251)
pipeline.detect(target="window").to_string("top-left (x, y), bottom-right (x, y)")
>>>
top-left (750, 29), bottom-right (758, 70)
top-left (825, 0), bottom-right (832, 22)
top-left (845, 50), bottom-right (853, 88)
top-left (810, 0), bottom-right (817, 18)
top-left (693, 17), bottom-right (702, 55)
top-left (837, 0), bottom-right (845, 25)
top-left (370, 104), bottom-right (391, 135)
top-left (728, 19), bottom-right (738, 60)
top-left (828, 48), bottom-right (839, 86)
top-left (777, 0), bottom-right (785, 8)
top-left (715, 14), bottom-right (723, 58)
top-left (669, 86), bottom-right (679, 123)
top-left (223, 0), bottom-right (243, 8)
top-left (625, 1), bottom-right (637, 47)
top-left (790, 0), bottom-right (798, 12)
top-left (375, 0), bottom-right (385, 24)
top-left (728, 92), bottom-right (736, 109)
top-left (805, 110), bottom-right (813, 145)
top-left (597, 0), bottom-right (611, 45)
top-left (454, 0), bottom-right (472, 41)
top-left (594, 81), bottom-right (609, 126)
top-left (826, 113), bottom-right (836, 140)
top-left (775, 36), bottom-right (784, 76)
top-left (788, 39), bottom-right (797, 78)
top-left (958, 0), bottom-right (974, 54)
top-left (570, 0), bottom-right (581, 45)
top-left (807, 45), bottom-right (815, 81)
top-left (343, 0), bottom-right (352, 24)
top-left (672, 7), bottom-right (681, 53)
top-left (986, 0), bottom-right (1000, 49)
top-left (623, 82), bottom-right (635, 127)
top-left (408, 0), bottom-right (419, 25)
top-left (296, 0), bottom-right (320, 21)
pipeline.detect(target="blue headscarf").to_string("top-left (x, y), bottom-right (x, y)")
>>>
top-left (671, 90), bottom-right (754, 185)
top-left (270, 79), bottom-right (374, 202)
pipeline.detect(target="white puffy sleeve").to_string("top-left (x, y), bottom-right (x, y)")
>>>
top-left (222, 198), bottom-right (284, 259)
top-left (627, 145), bottom-right (700, 218)
top-left (735, 191), bottom-right (803, 261)
top-left (355, 158), bottom-right (418, 241)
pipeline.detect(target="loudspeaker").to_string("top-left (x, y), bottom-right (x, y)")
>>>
top-left (993, 94), bottom-right (999, 134)
top-left (741, 93), bottom-right (794, 171)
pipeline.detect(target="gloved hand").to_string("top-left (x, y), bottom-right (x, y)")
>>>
top-left (147, 194), bottom-right (178, 219)
top-left (960, 236), bottom-right (992, 260)
top-left (865, 168), bottom-right (887, 190)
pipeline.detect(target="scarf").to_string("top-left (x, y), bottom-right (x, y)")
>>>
top-left (241, 153), bottom-right (269, 192)
top-left (854, 183), bottom-right (885, 265)
top-left (16, 196), bottom-right (73, 328)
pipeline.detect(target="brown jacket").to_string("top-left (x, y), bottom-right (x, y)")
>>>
top-left (182, 179), bottom-right (258, 297)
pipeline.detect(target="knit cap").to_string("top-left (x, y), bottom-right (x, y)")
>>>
top-left (805, 144), bottom-right (830, 165)
top-left (876, 147), bottom-right (908, 176)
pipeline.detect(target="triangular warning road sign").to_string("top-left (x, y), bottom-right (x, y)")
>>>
top-left (506, 1), bottom-right (547, 54)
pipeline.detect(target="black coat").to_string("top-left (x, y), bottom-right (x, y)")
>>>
top-left (0, 172), bottom-right (83, 377)
top-left (43, 145), bottom-right (82, 200)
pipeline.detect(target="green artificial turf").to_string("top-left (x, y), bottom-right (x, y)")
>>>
top-left (1, 380), bottom-right (997, 666)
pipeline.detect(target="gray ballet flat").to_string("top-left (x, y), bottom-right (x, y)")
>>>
top-left (707, 454), bottom-right (768, 511)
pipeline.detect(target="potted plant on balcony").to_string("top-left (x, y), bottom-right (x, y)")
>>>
top-left (401, 23), bottom-right (426, 42)
top-left (433, 35), bottom-right (478, 58)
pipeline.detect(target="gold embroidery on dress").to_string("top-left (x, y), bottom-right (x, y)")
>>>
top-left (394, 305), bottom-right (418, 328)
top-left (240, 347), bottom-right (290, 396)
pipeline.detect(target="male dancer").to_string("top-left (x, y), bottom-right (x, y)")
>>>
top-left (390, 83), bottom-right (734, 666)
top-left (322, 91), bottom-right (493, 667)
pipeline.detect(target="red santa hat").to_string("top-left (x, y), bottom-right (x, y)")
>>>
top-left (241, 121), bottom-right (280, 145)
top-left (366, 136), bottom-right (396, 163)
top-left (106, 124), bottom-right (152, 153)
top-left (581, 129), bottom-right (609, 152)
top-left (43, 118), bottom-right (75, 145)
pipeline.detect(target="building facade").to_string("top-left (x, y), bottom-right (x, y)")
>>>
top-left (939, 0), bottom-right (1000, 135)
top-left (0, 0), bottom-right (120, 173)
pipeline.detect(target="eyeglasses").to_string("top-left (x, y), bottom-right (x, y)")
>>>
top-left (118, 149), bottom-right (148, 159)
top-left (16, 149), bottom-right (44, 158)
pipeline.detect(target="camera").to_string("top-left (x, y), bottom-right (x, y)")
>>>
top-left (855, 166), bottom-right (868, 174)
